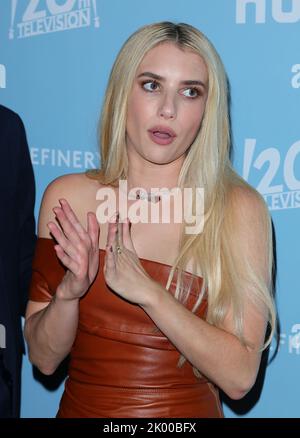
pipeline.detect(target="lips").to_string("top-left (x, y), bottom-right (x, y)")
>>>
top-left (149, 126), bottom-right (176, 137)
top-left (148, 126), bottom-right (177, 146)
top-left (153, 132), bottom-right (171, 139)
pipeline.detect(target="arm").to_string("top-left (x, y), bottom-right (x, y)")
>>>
top-left (24, 178), bottom-right (99, 375)
top-left (141, 283), bottom-right (266, 400)
top-left (140, 188), bottom-right (271, 400)
top-left (24, 287), bottom-right (80, 375)
top-left (104, 188), bottom-right (272, 400)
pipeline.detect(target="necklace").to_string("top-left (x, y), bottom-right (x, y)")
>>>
top-left (118, 180), bottom-right (174, 203)
top-left (127, 188), bottom-right (171, 203)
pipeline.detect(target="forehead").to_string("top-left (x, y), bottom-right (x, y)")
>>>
top-left (136, 42), bottom-right (208, 81)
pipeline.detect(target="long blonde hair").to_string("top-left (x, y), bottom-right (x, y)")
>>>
top-left (87, 22), bottom-right (276, 375)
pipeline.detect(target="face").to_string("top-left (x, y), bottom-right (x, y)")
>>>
top-left (126, 42), bottom-right (208, 165)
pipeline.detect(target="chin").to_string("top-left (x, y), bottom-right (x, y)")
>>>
top-left (145, 154), bottom-right (174, 165)
top-left (142, 148), bottom-right (176, 164)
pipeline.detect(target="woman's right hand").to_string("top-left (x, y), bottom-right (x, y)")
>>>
top-left (47, 198), bottom-right (100, 301)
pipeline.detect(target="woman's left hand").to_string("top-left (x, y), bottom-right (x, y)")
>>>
top-left (104, 212), bottom-right (156, 306)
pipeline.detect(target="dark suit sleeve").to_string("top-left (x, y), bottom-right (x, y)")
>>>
top-left (16, 116), bottom-right (36, 316)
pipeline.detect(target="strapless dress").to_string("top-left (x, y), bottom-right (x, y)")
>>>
top-left (29, 237), bottom-right (223, 418)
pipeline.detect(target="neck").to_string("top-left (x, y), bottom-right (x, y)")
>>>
top-left (126, 146), bottom-right (184, 192)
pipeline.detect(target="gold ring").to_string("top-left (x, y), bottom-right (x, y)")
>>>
top-left (116, 245), bottom-right (122, 254)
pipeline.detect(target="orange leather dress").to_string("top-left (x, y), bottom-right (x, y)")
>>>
top-left (29, 237), bottom-right (223, 418)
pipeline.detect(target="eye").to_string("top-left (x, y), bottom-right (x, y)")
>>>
top-left (141, 80), bottom-right (160, 92)
top-left (182, 87), bottom-right (201, 98)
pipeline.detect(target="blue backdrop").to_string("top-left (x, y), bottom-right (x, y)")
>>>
top-left (0, 0), bottom-right (299, 418)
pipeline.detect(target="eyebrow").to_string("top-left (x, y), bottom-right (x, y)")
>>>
top-left (137, 71), bottom-right (206, 88)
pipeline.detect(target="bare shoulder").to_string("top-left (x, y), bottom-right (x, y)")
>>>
top-left (38, 172), bottom-right (105, 237)
top-left (40, 172), bottom-right (98, 208)
top-left (225, 182), bottom-right (271, 253)
top-left (228, 182), bottom-right (269, 223)
top-left (224, 181), bottom-right (273, 291)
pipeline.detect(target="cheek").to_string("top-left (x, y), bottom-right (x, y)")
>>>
top-left (127, 95), bottom-right (148, 130)
top-left (127, 100), bottom-right (140, 138)
top-left (128, 95), bottom-right (140, 115)
top-left (183, 109), bottom-right (205, 138)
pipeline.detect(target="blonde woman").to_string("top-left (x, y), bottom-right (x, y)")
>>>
top-left (24, 22), bottom-right (276, 418)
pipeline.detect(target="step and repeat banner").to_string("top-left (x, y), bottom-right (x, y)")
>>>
top-left (0, 0), bottom-right (299, 418)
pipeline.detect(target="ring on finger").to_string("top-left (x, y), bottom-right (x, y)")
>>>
top-left (116, 245), bottom-right (122, 255)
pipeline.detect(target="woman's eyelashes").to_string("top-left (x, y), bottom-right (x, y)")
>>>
top-left (140, 80), bottom-right (202, 99)
top-left (181, 87), bottom-right (202, 98)
top-left (141, 79), bottom-right (160, 92)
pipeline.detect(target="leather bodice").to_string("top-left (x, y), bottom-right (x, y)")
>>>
top-left (29, 238), bottom-right (223, 418)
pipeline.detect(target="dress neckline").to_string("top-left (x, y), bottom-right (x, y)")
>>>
top-left (37, 237), bottom-right (202, 280)
top-left (98, 248), bottom-right (202, 280)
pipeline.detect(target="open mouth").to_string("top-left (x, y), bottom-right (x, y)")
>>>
top-left (148, 127), bottom-right (177, 145)
top-left (152, 131), bottom-right (173, 139)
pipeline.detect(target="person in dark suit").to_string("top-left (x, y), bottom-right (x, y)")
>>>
top-left (0, 105), bottom-right (36, 417)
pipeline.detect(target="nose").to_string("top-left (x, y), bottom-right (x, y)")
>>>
top-left (158, 92), bottom-right (177, 120)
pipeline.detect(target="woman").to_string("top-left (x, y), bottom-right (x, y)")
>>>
top-left (24, 22), bottom-right (276, 418)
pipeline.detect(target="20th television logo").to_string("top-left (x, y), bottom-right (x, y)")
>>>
top-left (8, 0), bottom-right (100, 39)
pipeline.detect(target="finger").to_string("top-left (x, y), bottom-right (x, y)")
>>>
top-left (53, 206), bottom-right (81, 246)
top-left (54, 244), bottom-right (79, 273)
top-left (117, 212), bottom-right (123, 249)
top-left (87, 212), bottom-right (100, 251)
top-left (107, 213), bottom-right (118, 253)
top-left (122, 218), bottom-right (135, 253)
top-left (104, 245), bottom-right (116, 274)
top-left (47, 221), bottom-right (77, 258)
top-left (59, 199), bottom-right (87, 240)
